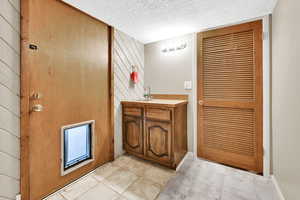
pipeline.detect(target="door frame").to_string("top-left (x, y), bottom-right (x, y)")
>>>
top-left (192, 15), bottom-right (271, 176)
top-left (20, 1), bottom-right (115, 199)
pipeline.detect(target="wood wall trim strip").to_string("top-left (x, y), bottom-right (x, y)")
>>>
top-left (20, 0), bottom-right (30, 199)
top-left (109, 26), bottom-right (115, 161)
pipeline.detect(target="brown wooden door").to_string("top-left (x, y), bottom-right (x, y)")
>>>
top-left (145, 121), bottom-right (172, 163)
top-left (21, 0), bottom-right (113, 199)
top-left (197, 20), bottom-right (263, 173)
top-left (123, 116), bottom-right (143, 154)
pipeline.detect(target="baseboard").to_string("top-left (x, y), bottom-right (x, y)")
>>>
top-left (271, 175), bottom-right (286, 200)
top-left (176, 152), bottom-right (194, 171)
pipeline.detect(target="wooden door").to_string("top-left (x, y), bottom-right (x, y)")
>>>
top-left (197, 20), bottom-right (263, 173)
top-left (145, 121), bottom-right (172, 163)
top-left (123, 116), bottom-right (143, 154)
top-left (21, 0), bottom-right (113, 199)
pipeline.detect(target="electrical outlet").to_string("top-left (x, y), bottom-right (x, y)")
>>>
top-left (184, 81), bottom-right (192, 90)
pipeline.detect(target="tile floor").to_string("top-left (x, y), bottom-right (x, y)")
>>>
top-left (45, 154), bottom-right (279, 200)
top-left (158, 154), bottom-right (280, 200)
top-left (45, 154), bottom-right (175, 200)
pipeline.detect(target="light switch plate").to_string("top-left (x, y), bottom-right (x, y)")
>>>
top-left (184, 81), bottom-right (192, 90)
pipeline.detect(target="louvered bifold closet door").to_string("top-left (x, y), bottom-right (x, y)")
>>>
top-left (197, 21), bottom-right (263, 173)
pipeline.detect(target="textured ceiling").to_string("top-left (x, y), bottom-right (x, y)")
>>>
top-left (62, 0), bottom-right (277, 43)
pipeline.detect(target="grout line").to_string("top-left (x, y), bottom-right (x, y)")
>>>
top-left (0, 37), bottom-right (20, 56)
top-left (0, 81), bottom-right (20, 97)
top-left (7, 0), bottom-right (20, 14)
top-left (0, 14), bottom-right (20, 34)
top-left (0, 128), bottom-right (19, 139)
top-left (43, 166), bottom-right (101, 199)
top-left (0, 173), bottom-right (20, 181)
top-left (0, 150), bottom-right (19, 160)
top-left (0, 76), bottom-right (20, 97)
top-left (0, 104), bottom-right (20, 118)
top-left (0, 58), bottom-right (20, 76)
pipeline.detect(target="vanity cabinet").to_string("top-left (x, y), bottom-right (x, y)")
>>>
top-left (122, 100), bottom-right (188, 169)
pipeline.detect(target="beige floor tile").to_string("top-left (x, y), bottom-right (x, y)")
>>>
top-left (103, 168), bottom-right (139, 193)
top-left (45, 193), bottom-right (65, 200)
top-left (123, 178), bottom-right (161, 200)
top-left (77, 182), bottom-right (120, 200)
top-left (115, 195), bottom-right (129, 200)
top-left (60, 175), bottom-right (98, 200)
top-left (93, 163), bottom-right (120, 181)
top-left (144, 165), bottom-right (175, 186)
top-left (123, 157), bottom-right (153, 177)
top-left (112, 154), bottom-right (133, 168)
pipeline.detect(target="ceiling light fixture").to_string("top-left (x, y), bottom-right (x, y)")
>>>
top-left (162, 43), bottom-right (187, 53)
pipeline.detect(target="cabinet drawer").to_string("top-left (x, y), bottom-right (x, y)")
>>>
top-left (124, 107), bottom-right (142, 117)
top-left (146, 108), bottom-right (171, 121)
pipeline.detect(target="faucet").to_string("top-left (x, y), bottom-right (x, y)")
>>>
top-left (143, 86), bottom-right (152, 101)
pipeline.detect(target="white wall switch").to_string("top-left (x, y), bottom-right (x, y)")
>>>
top-left (184, 81), bottom-right (192, 90)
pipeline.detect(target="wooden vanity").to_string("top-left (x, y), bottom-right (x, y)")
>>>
top-left (121, 99), bottom-right (188, 169)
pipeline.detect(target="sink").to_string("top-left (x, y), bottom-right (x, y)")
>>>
top-left (136, 98), bottom-right (152, 102)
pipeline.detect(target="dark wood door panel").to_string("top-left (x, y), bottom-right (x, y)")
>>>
top-left (145, 120), bottom-right (172, 163)
top-left (21, 0), bottom-right (113, 199)
top-left (123, 116), bottom-right (143, 154)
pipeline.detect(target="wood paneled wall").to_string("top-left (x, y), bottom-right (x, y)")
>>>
top-left (113, 30), bottom-right (144, 157)
top-left (0, 0), bottom-right (21, 199)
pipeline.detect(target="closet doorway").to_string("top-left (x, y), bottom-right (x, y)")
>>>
top-left (197, 20), bottom-right (263, 173)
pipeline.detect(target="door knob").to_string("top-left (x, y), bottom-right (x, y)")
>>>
top-left (198, 100), bottom-right (204, 105)
top-left (31, 104), bottom-right (43, 112)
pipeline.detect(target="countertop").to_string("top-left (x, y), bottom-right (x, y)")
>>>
top-left (121, 99), bottom-right (188, 107)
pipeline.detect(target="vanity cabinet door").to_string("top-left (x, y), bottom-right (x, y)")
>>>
top-left (123, 116), bottom-right (143, 154)
top-left (145, 120), bottom-right (172, 163)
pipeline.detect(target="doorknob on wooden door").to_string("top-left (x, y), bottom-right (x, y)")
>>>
top-left (198, 100), bottom-right (204, 105)
top-left (31, 104), bottom-right (43, 112)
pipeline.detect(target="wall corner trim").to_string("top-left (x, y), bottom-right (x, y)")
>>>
top-left (271, 175), bottom-right (286, 200)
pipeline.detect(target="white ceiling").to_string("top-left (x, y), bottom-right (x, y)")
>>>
top-left (62, 0), bottom-right (277, 44)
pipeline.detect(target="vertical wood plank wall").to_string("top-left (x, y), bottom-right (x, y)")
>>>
top-left (0, 0), bottom-right (21, 199)
top-left (113, 30), bottom-right (144, 157)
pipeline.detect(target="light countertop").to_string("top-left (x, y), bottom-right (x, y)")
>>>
top-left (121, 99), bottom-right (188, 107)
